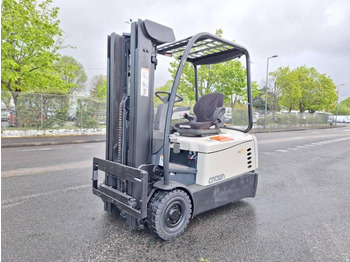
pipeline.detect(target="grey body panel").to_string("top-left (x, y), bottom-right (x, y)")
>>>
top-left (190, 172), bottom-right (258, 216)
top-left (152, 172), bottom-right (258, 218)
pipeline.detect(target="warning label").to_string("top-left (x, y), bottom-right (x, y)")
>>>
top-left (140, 68), bottom-right (149, 97)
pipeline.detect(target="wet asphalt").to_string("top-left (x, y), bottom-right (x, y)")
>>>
top-left (1, 126), bottom-right (350, 261)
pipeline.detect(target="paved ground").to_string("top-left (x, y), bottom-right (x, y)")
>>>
top-left (1, 126), bottom-right (350, 261)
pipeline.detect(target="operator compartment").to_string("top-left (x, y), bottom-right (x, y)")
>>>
top-left (170, 129), bottom-right (258, 186)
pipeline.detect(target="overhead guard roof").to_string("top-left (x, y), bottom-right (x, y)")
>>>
top-left (157, 34), bottom-right (246, 65)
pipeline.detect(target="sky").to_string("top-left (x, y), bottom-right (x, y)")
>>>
top-left (56, 0), bottom-right (350, 101)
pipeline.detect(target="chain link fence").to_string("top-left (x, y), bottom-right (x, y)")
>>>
top-left (1, 92), bottom-right (332, 132)
top-left (224, 108), bottom-right (331, 130)
top-left (1, 92), bottom-right (106, 130)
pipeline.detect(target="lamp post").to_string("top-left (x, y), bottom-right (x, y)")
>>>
top-left (264, 55), bottom-right (278, 129)
top-left (335, 83), bottom-right (345, 125)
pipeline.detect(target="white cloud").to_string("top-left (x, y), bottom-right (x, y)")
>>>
top-left (56, 0), bottom-right (350, 100)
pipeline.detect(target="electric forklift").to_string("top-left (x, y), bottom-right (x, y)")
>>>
top-left (92, 19), bottom-right (258, 240)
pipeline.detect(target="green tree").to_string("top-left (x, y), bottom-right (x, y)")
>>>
top-left (280, 70), bottom-right (303, 112)
top-left (90, 75), bottom-right (107, 100)
top-left (214, 60), bottom-right (248, 108)
top-left (74, 75), bottom-right (107, 128)
top-left (55, 56), bottom-right (88, 94)
top-left (339, 97), bottom-right (350, 108)
top-left (252, 91), bottom-right (266, 111)
top-left (168, 60), bottom-right (196, 101)
top-left (269, 67), bottom-right (291, 112)
top-left (270, 66), bottom-right (299, 112)
top-left (1, 0), bottom-right (73, 104)
top-left (75, 97), bottom-right (105, 128)
top-left (271, 66), bottom-right (337, 113)
top-left (335, 97), bottom-right (350, 115)
top-left (299, 67), bottom-right (336, 113)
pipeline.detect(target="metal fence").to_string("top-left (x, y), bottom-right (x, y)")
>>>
top-left (1, 92), bottom-right (332, 131)
top-left (223, 108), bottom-right (331, 130)
top-left (253, 110), bottom-right (331, 129)
top-left (1, 92), bottom-right (106, 130)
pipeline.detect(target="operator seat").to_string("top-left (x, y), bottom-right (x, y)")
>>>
top-left (175, 93), bottom-right (225, 136)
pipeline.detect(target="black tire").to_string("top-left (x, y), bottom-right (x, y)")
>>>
top-left (147, 189), bottom-right (192, 240)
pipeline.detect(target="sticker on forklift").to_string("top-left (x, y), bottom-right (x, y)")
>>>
top-left (210, 135), bottom-right (234, 142)
top-left (159, 155), bottom-right (163, 166)
top-left (140, 68), bottom-right (149, 97)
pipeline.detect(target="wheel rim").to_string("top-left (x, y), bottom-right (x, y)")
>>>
top-left (164, 200), bottom-right (184, 228)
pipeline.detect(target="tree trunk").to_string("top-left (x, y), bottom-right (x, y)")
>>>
top-left (10, 91), bottom-right (22, 127)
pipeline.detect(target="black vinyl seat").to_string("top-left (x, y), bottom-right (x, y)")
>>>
top-left (175, 93), bottom-right (225, 136)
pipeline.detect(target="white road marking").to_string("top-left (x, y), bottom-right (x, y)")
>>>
top-left (258, 137), bottom-right (303, 144)
top-left (20, 147), bottom-right (53, 152)
top-left (20, 146), bottom-right (75, 152)
top-left (259, 133), bottom-right (350, 144)
top-left (79, 145), bottom-right (96, 148)
top-left (1, 160), bottom-right (91, 178)
top-left (1, 184), bottom-right (90, 209)
top-left (268, 136), bottom-right (350, 155)
top-left (262, 152), bottom-right (275, 155)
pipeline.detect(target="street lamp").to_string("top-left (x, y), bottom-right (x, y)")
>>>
top-left (335, 83), bottom-right (345, 125)
top-left (264, 55), bottom-right (278, 129)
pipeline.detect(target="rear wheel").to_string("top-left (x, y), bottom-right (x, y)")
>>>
top-left (147, 189), bottom-right (192, 240)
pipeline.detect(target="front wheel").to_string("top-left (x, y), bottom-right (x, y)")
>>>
top-left (147, 189), bottom-right (192, 240)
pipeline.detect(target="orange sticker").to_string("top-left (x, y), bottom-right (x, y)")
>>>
top-left (210, 135), bottom-right (234, 142)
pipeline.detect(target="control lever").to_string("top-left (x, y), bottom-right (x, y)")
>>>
top-left (183, 113), bottom-right (194, 121)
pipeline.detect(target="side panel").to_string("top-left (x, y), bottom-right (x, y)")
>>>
top-left (191, 172), bottom-right (258, 216)
top-left (196, 141), bottom-right (257, 186)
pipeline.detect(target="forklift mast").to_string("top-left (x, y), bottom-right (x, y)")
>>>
top-left (106, 20), bottom-right (175, 168)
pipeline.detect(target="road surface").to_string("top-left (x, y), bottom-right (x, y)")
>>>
top-left (2, 127), bottom-right (350, 261)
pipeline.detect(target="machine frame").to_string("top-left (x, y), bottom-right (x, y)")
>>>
top-left (91, 19), bottom-right (258, 240)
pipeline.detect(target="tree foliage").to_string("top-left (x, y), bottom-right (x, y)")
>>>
top-left (1, 0), bottom-right (75, 97)
top-left (168, 60), bottom-right (258, 109)
top-left (90, 75), bottom-right (107, 100)
top-left (55, 56), bottom-right (88, 94)
top-left (336, 97), bottom-right (350, 115)
top-left (270, 66), bottom-right (337, 113)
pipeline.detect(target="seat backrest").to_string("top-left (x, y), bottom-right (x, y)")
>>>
top-left (193, 93), bottom-right (224, 122)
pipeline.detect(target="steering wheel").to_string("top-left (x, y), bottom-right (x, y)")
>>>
top-left (155, 91), bottom-right (183, 103)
